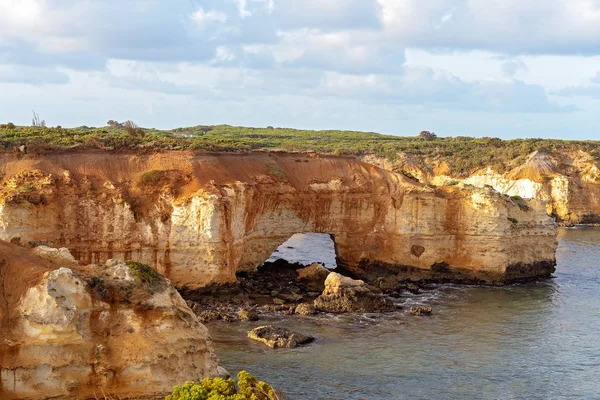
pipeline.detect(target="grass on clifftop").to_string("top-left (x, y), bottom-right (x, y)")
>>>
top-left (1, 123), bottom-right (599, 176)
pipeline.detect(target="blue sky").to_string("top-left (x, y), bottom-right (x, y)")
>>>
top-left (0, 0), bottom-right (599, 139)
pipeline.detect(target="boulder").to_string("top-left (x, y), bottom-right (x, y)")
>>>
top-left (295, 303), bottom-right (316, 316)
top-left (32, 245), bottom-right (78, 266)
top-left (313, 272), bottom-right (394, 313)
top-left (410, 306), bottom-right (433, 316)
top-left (296, 263), bottom-right (330, 291)
top-left (248, 326), bottom-right (314, 348)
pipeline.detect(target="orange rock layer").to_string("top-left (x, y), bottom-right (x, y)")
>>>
top-left (0, 150), bottom-right (557, 289)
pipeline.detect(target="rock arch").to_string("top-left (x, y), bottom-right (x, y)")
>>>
top-left (0, 151), bottom-right (557, 289)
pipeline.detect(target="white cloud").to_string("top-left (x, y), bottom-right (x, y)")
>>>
top-left (190, 7), bottom-right (228, 26)
top-left (235, 0), bottom-right (252, 18)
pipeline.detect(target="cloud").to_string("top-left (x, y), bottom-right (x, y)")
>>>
top-left (377, 0), bottom-right (600, 55)
top-left (190, 7), bottom-right (228, 26)
top-left (273, 0), bottom-right (382, 30)
top-left (0, 65), bottom-right (70, 85)
top-left (553, 71), bottom-right (600, 99)
top-left (501, 60), bottom-right (528, 77)
top-left (319, 67), bottom-right (575, 113)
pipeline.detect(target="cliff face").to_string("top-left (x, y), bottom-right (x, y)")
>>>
top-left (362, 151), bottom-right (600, 225)
top-left (0, 151), bottom-right (557, 289)
top-left (0, 241), bottom-right (224, 399)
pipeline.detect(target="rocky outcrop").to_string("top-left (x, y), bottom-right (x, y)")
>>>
top-left (297, 263), bottom-right (331, 291)
top-left (0, 151), bottom-right (557, 289)
top-left (32, 245), bottom-right (78, 266)
top-left (314, 272), bottom-right (395, 313)
top-left (0, 242), bottom-right (224, 400)
top-left (248, 326), bottom-right (314, 348)
top-left (295, 303), bottom-right (317, 316)
top-left (363, 150), bottom-right (600, 225)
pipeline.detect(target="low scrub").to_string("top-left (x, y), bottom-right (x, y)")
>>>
top-left (2, 124), bottom-right (600, 177)
top-left (167, 371), bottom-right (282, 400)
top-left (125, 260), bottom-right (163, 289)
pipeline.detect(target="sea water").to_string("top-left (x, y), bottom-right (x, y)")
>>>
top-left (208, 227), bottom-right (600, 400)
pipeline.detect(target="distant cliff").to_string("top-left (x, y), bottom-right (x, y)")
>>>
top-left (0, 150), bottom-right (557, 289)
top-left (363, 150), bottom-right (600, 225)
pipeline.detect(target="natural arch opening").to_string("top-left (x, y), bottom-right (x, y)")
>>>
top-left (266, 233), bottom-right (337, 269)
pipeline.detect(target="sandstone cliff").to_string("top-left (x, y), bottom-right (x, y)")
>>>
top-left (0, 241), bottom-right (224, 399)
top-left (362, 150), bottom-right (600, 225)
top-left (0, 151), bottom-right (557, 289)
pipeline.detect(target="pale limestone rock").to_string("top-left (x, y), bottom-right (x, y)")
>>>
top-left (363, 150), bottom-right (600, 225)
top-left (248, 326), bottom-right (314, 348)
top-left (32, 245), bottom-right (78, 266)
top-left (295, 303), bottom-right (316, 316)
top-left (2, 260), bottom-right (224, 399)
top-left (314, 272), bottom-right (394, 313)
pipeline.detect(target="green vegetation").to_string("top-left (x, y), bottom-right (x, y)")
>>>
top-left (125, 260), bottom-right (163, 288)
top-left (1, 122), bottom-right (600, 177)
top-left (138, 170), bottom-right (169, 186)
top-left (508, 217), bottom-right (519, 224)
top-left (265, 163), bottom-right (287, 181)
top-left (18, 184), bottom-right (36, 193)
top-left (167, 371), bottom-right (281, 400)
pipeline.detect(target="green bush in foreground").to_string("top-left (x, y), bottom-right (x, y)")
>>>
top-left (167, 371), bottom-right (281, 400)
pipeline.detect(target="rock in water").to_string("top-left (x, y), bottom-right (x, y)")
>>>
top-left (248, 326), bottom-right (314, 348)
top-left (410, 306), bottom-right (433, 316)
top-left (238, 308), bottom-right (259, 321)
top-left (313, 272), bottom-right (394, 313)
top-left (295, 303), bottom-right (317, 315)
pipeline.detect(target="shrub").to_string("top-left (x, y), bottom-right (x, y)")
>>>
top-left (125, 260), bottom-right (163, 288)
top-left (419, 130), bottom-right (437, 141)
top-left (401, 170), bottom-right (419, 182)
top-left (123, 120), bottom-right (145, 138)
top-left (448, 180), bottom-right (460, 186)
top-left (167, 371), bottom-right (282, 400)
top-left (31, 110), bottom-right (46, 128)
top-left (266, 164), bottom-right (287, 181)
top-left (507, 217), bottom-right (519, 224)
top-left (138, 170), bottom-right (169, 186)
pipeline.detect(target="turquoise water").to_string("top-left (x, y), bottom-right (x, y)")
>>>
top-left (208, 227), bottom-right (600, 399)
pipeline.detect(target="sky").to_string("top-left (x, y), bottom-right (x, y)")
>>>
top-left (0, 0), bottom-right (599, 139)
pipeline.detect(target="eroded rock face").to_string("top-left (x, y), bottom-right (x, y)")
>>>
top-left (32, 245), bottom-right (78, 266)
top-left (363, 151), bottom-right (600, 225)
top-left (0, 244), bottom-right (224, 400)
top-left (0, 151), bottom-right (557, 288)
top-left (314, 272), bottom-right (395, 313)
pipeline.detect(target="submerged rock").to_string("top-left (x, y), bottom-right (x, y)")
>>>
top-left (410, 306), bottom-right (433, 316)
top-left (248, 325), bottom-right (314, 348)
top-left (238, 308), bottom-right (260, 321)
top-left (314, 272), bottom-right (395, 313)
